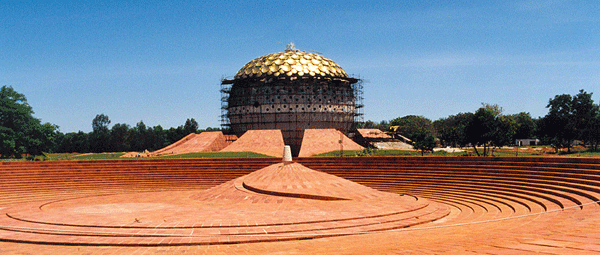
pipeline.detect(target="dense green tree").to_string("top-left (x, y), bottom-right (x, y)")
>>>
top-left (588, 115), bottom-right (600, 151)
top-left (572, 90), bottom-right (600, 147)
top-left (411, 129), bottom-right (437, 156)
top-left (129, 121), bottom-right (148, 151)
top-left (510, 112), bottom-right (537, 140)
top-left (389, 115), bottom-right (435, 140)
top-left (0, 86), bottom-right (57, 158)
top-left (149, 125), bottom-right (168, 151)
top-left (183, 118), bottom-right (199, 134)
top-left (491, 115), bottom-right (516, 151)
top-left (465, 107), bottom-right (497, 156)
top-left (90, 114), bottom-right (111, 153)
top-left (539, 94), bottom-right (577, 153)
top-left (463, 104), bottom-right (515, 156)
top-left (109, 123), bottom-right (130, 152)
top-left (433, 112), bottom-right (473, 148)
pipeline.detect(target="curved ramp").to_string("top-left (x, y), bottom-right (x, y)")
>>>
top-left (122, 131), bottom-right (231, 157)
top-left (220, 130), bottom-right (285, 157)
top-left (298, 129), bottom-right (364, 157)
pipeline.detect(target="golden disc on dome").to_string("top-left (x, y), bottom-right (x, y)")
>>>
top-left (278, 54), bottom-right (287, 59)
top-left (286, 71), bottom-right (293, 76)
top-left (299, 58), bottom-right (308, 65)
top-left (319, 65), bottom-right (329, 72)
top-left (281, 64), bottom-right (290, 72)
top-left (274, 71), bottom-right (280, 76)
top-left (298, 71), bottom-right (304, 76)
top-left (261, 65), bottom-right (269, 73)
top-left (244, 68), bottom-right (251, 75)
top-left (285, 58), bottom-right (296, 65)
top-left (311, 59), bottom-right (321, 65)
top-left (308, 65), bottom-right (318, 72)
top-left (291, 68), bottom-right (298, 74)
top-left (269, 65), bottom-right (278, 72)
top-left (252, 66), bottom-right (260, 74)
top-left (291, 54), bottom-right (300, 60)
top-left (264, 60), bottom-right (272, 66)
top-left (309, 71), bottom-right (315, 76)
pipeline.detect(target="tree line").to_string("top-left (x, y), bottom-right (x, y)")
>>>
top-left (358, 89), bottom-right (600, 156)
top-left (2, 85), bottom-right (599, 158)
top-left (55, 114), bottom-right (220, 154)
top-left (0, 85), bottom-right (221, 158)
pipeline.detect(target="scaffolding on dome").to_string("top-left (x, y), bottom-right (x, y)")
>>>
top-left (220, 75), bottom-right (363, 155)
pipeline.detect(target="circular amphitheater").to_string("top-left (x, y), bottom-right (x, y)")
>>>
top-left (1, 156), bottom-right (600, 254)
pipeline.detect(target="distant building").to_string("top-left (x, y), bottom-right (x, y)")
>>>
top-left (515, 139), bottom-right (539, 146)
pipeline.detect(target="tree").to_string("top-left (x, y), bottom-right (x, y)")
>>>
top-left (464, 104), bottom-right (515, 156)
top-left (434, 112), bottom-right (473, 148)
top-left (511, 112), bottom-right (537, 140)
top-left (130, 121), bottom-right (148, 151)
top-left (572, 90), bottom-right (600, 147)
top-left (110, 123), bottom-right (130, 152)
top-left (389, 115), bottom-right (435, 140)
top-left (491, 115), bottom-right (516, 152)
top-left (90, 114), bottom-right (111, 153)
top-left (183, 118), bottom-right (199, 134)
top-left (411, 129), bottom-right (437, 156)
top-left (465, 107), bottom-right (497, 156)
top-left (539, 93), bottom-right (578, 153)
top-left (588, 114), bottom-right (600, 151)
top-left (149, 125), bottom-right (168, 151)
top-left (0, 86), bottom-right (57, 158)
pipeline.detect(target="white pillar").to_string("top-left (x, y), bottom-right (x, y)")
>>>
top-left (283, 145), bottom-right (292, 163)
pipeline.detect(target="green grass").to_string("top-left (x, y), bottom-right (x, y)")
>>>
top-left (6, 146), bottom-right (599, 162)
top-left (46, 152), bottom-right (127, 160)
top-left (40, 151), bottom-right (271, 160)
top-left (314, 149), bottom-right (463, 157)
top-left (157, 151), bottom-right (272, 159)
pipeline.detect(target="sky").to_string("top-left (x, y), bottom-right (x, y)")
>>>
top-left (2, 0), bottom-right (599, 133)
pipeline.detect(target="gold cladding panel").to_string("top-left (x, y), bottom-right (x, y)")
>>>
top-left (234, 51), bottom-right (349, 79)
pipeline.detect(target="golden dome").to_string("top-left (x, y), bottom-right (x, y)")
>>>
top-left (234, 50), bottom-right (348, 79)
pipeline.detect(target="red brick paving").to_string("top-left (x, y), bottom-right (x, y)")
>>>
top-left (298, 129), bottom-right (364, 157)
top-left (0, 161), bottom-right (447, 249)
top-left (220, 130), bottom-right (285, 157)
top-left (1, 157), bottom-right (600, 254)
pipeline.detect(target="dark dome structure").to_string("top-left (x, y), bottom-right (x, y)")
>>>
top-left (221, 44), bottom-right (363, 156)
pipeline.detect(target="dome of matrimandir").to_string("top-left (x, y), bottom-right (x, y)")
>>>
top-left (234, 50), bottom-right (349, 79)
top-left (222, 45), bottom-right (360, 156)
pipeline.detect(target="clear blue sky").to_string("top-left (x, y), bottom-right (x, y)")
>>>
top-left (2, 0), bottom-right (599, 133)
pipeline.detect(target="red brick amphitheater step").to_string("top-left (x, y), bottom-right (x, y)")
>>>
top-left (0, 162), bottom-right (448, 246)
top-left (1, 157), bottom-right (600, 254)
